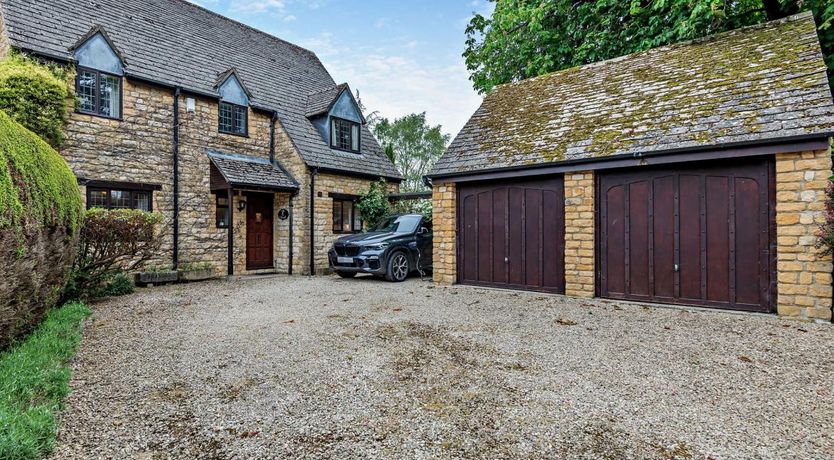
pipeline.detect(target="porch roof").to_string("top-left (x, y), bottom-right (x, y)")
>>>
top-left (208, 150), bottom-right (299, 192)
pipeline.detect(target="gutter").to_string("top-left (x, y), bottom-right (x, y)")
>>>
top-left (309, 167), bottom-right (317, 276)
top-left (288, 193), bottom-right (295, 275)
top-left (172, 86), bottom-right (181, 269)
top-left (427, 133), bottom-right (834, 181)
top-left (269, 111), bottom-right (278, 164)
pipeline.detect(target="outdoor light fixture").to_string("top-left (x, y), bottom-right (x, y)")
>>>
top-left (237, 199), bottom-right (246, 211)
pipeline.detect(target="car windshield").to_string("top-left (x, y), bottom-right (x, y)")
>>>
top-left (370, 215), bottom-right (422, 234)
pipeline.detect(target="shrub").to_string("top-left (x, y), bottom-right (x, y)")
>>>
top-left (816, 180), bottom-right (834, 256)
top-left (356, 178), bottom-right (391, 230)
top-left (65, 208), bottom-right (163, 300)
top-left (0, 111), bottom-right (82, 349)
top-left (95, 272), bottom-right (135, 298)
top-left (0, 302), bottom-right (90, 460)
top-left (391, 198), bottom-right (432, 221)
top-left (0, 53), bottom-right (72, 148)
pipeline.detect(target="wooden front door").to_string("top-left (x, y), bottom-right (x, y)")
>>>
top-left (598, 157), bottom-right (775, 312)
top-left (246, 193), bottom-right (273, 270)
top-left (458, 176), bottom-right (565, 293)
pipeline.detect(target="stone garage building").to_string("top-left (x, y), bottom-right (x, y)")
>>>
top-left (428, 13), bottom-right (834, 319)
top-left (0, 0), bottom-right (401, 276)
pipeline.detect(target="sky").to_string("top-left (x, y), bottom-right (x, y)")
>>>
top-left (188, 0), bottom-right (495, 138)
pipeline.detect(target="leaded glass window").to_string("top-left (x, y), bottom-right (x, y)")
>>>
top-left (76, 67), bottom-right (121, 119)
top-left (87, 188), bottom-right (152, 211)
top-left (330, 117), bottom-right (360, 153)
top-left (219, 102), bottom-right (246, 135)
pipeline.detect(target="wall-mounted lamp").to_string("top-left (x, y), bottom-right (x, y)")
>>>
top-left (185, 97), bottom-right (196, 113)
top-left (237, 199), bottom-right (247, 211)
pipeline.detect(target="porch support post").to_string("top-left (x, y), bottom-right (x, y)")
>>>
top-left (227, 186), bottom-right (234, 276)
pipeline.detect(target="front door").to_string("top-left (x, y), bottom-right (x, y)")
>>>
top-left (246, 193), bottom-right (273, 270)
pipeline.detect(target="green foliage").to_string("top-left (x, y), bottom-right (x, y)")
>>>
top-left (373, 113), bottom-right (450, 192)
top-left (391, 198), bottom-right (432, 221)
top-left (465, 0), bottom-right (834, 94)
top-left (0, 110), bottom-right (82, 234)
top-left (356, 179), bottom-right (391, 230)
top-left (0, 53), bottom-right (72, 147)
top-left (816, 181), bottom-right (834, 256)
top-left (0, 302), bottom-right (90, 460)
top-left (95, 272), bottom-right (135, 298)
top-left (64, 208), bottom-right (163, 301)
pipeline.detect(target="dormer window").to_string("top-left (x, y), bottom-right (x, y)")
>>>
top-left (73, 29), bottom-right (124, 119)
top-left (217, 70), bottom-right (250, 136)
top-left (331, 117), bottom-right (360, 152)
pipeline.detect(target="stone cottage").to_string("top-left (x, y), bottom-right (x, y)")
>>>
top-left (428, 13), bottom-right (834, 319)
top-left (0, 0), bottom-right (401, 276)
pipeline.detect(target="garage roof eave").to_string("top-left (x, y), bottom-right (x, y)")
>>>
top-left (428, 133), bottom-right (833, 183)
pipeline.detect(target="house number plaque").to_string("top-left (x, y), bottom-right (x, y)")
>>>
top-left (278, 208), bottom-right (289, 220)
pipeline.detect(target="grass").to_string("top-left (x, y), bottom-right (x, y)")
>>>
top-left (0, 302), bottom-right (90, 459)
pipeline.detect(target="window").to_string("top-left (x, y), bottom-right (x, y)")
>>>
top-left (76, 67), bottom-right (121, 118)
top-left (216, 192), bottom-right (230, 228)
top-left (330, 117), bottom-right (360, 152)
top-left (87, 188), bottom-right (151, 211)
top-left (219, 102), bottom-right (247, 135)
top-left (332, 197), bottom-right (361, 233)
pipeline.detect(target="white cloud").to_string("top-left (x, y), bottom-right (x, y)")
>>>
top-left (312, 45), bottom-right (483, 138)
top-left (283, 14), bottom-right (297, 22)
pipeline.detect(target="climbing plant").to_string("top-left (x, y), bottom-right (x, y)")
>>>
top-left (356, 179), bottom-right (391, 230)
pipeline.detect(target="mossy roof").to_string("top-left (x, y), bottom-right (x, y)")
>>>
top-left (430, 12), bottom-right (834, 177)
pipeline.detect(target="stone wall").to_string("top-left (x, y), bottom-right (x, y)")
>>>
top-left (563, 171), bottom-right (596, 298)
top-left (61, 74), bottom-right (399, 277)
top-left (775, 148), bottom-right (833, 320)
top-left (62, 77), bottom-right (175, 268)
top-left (431, 182), bottom-right (457, 284)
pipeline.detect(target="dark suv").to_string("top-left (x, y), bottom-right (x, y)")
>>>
top-left (328, 214), bottom-right (432, 282)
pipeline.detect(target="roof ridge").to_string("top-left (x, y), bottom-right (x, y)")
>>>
top-left (169, 0), bottom-right (318, 58)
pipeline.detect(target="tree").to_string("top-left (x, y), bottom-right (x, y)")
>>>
top-left (464, 0), bottom-right (834, 95)
top-left (372, 112), bottom-right (450, 192)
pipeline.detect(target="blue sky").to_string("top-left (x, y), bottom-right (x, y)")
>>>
top-left (189, 0), bottom-right (494, 137)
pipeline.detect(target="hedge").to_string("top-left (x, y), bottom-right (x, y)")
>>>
top-left (0, 53), bottom-right (71, 148)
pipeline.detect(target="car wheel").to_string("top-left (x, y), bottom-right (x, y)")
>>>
top-left (336, 271), bottom-right (356, 279)
top-left (385, 251), bottom-right (409, 282)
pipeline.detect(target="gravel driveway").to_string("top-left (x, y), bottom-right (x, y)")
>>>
top-left (53, 275), bottom-right (833, 459)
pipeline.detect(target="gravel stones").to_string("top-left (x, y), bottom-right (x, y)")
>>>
top-left (51, 276), bottom-right (834, 459)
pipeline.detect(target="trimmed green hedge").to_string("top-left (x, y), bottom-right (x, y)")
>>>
top-left (0, 110), bottom-right (81, 234)
top-left (0, 54), bottom-right (71, 148)
top-left (0, 302), bottom-right (90, 459)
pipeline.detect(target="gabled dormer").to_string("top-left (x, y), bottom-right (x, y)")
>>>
top-left (71, 26), bottom-right (124, 119)
top-left (306, 84), bottom-right (365, 154)
top-left (215, 69), bottom-right (251, 136)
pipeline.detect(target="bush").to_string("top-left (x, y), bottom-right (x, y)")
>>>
top-left (0, 111), bottom-right (82, 349)
top-left (65, 208), bottom-right (163, 301)
top-left (95, 272), bottom-right (135, 298)
top-left (391, 198), bottom-right (432, 221)
top-left (0, 53), bottom-right (72, 148)
top-left (356, 178), bottom-right (391, 230)
top-left (817, 180), bottom-right (834, 256)
top-left (0, 302), bottom-right (90, 460)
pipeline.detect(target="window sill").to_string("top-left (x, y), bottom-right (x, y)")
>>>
top-left (332, 230), bottom-right (361, 235)
top-left (76, 110), bottom-right (122, 121)
top-left (219, 130), bottom-right (249, 138)
top-left (329, 146), bottom-right (362, 154)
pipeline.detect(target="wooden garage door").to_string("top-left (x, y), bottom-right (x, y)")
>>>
top-left (458, 176), bottom-right (565, 293)
top-left (599, 157), bottom-right (775, 312)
